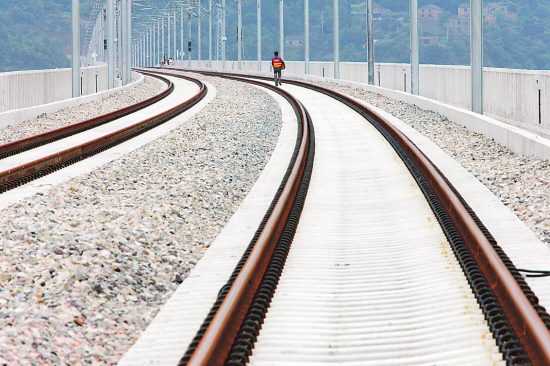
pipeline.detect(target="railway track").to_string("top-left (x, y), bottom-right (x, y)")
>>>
top-left (3, 68), bottom-right (549, 365)
top-left (0, 71), bottom-right (206, 194)
top-left (118, 69), bottom-right (550, 366)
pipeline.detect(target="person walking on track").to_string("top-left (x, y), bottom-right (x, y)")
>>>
top-left (271, 51), bottom-right (285, 86)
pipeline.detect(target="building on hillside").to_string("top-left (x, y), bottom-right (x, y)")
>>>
top-left (350, 2), bottom-right (406, 29)
top-left (448, 10), bottom-right (497, 36)
top-left (486, 2), bottom-right (518, 19)
top-left (418, 4), bottom-right (446, 23)
top-left (458, 2), bottom-right (517, 20)
top-left (447, 16), bottom-right (470, 36)
top-left (351, 2), bottom-right (383, 21)
top-left (458, 3), bottom-right (471, 18)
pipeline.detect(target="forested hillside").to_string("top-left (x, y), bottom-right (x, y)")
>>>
top-left (373, 0), bottom-right (550, 69)
top-left (0, 0), bottom-right (549, 72)
top-left (0, 0), bottom-right (94, 72)
top-left (213, 0), bottom-right (550, 70)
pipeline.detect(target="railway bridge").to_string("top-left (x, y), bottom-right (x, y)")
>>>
top-left (1, 65), bottom-right (550, 366)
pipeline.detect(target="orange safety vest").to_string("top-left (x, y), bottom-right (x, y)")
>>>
top-left (272, 57), bottom-right (283, 70)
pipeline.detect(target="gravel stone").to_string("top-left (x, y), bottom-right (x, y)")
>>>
top-left (0, 72), bottom-right (282, 365)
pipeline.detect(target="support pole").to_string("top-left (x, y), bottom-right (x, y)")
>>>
top-left (157, 21), bottom-right (160, 65)
top-left (181, 8), bottom-right (184, 65)
top-left (305, 0), bottom-right (309, 74)
top-left (279, 0), bottom-right (284, 59)
top-left (121, 0), bottom-right (128, 84)
top-left (410, 0), bottom-right (419, 94)
top-left (209, 0), bottom-right (213, 68)
top-left (188, 13), bottom-right (192, 66)
top-left (334, 0), bottom-right (339, 79)
top-left (150, 28), bottom-right (154, 66)
top-left (168, 12), bottom-right (171, 59)
top-left (238, 0), bottom-right (242, 69)
top-left (257, 0), bottom-right (261, 71)
top-left (222, 0), bottom-right (226, 69)
top-left (126, 0), bottom-right (132, 82)
top-left (173, 12), bottom-right (176, 62)
top-left (198, 0), bottom-right (202, 65)
top-left (367, 0), bottom-right (374, 85)
top-left (117, 0), bottom-right (122, 77)
top-left (72, 0), bottom-right (80, 97)
top-left (471, 0), bottom-right (483, 113)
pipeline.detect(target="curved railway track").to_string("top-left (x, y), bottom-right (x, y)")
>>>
top-left (3, 68), bottom-right (550, 365)
top-left (0, 71), bottom-right (206, 194)
top-left (119, 69), bottom-right (550, 366)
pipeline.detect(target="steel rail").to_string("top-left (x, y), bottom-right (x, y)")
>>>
top-left (281, 78), bottom-right (550, 366)
top-left (0, 72), bottom-right (174, 160)
top-left (171, 73), bottom-right (312, 366)
top-left (0, 73), bottom-right (207, 194)
top-left (178, 69), bottom-right (550, 365)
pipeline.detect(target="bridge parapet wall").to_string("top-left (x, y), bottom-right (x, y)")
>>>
top-left (0, 65), bottom-right (108, 113)
top-left (194, 61), bottom-right (550, 140)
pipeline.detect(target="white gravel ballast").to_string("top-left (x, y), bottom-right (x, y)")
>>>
top-left (0, 74), bottom-right (283, 365)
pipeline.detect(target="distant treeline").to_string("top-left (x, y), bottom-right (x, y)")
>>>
top-left (0, 0), bottom-right (548, 72)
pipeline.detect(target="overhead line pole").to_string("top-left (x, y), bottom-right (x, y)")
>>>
top-left (471, 0), bottom-right (483, 113)
top-left (168, 11), bottom-right (171, 59)
top-left (410, 0), bottom-right (419, 94)
top-left (209, 0), bottom-right (213, 68)
top-left (151, 27), bottom-right (154, 66)
top-left (198, 0), bottom-right (202, 66)
top-left (121, 0), bottom-right (128, 84)
top-left (173, 11), bottom-right (176, 62)
top-left (157, 20), bottom-right (160, 66)
top-left (279, 0), bottom-right (283, 59)
top-left (188, 12), bottom-right (192, 66)
top-left (127, 0), bottom-right (132, 79)
top-left (181, 7), bottom-right (184, 65)
top-left (305, 0), bottom-right (309, 74)
top-left (238, 0), bottom-right (242, 69)
top-left (257, 0), bottom-right (261, 71)
top-left (367, 0), bottom-right (374, 85)
top-left (222, 0), bottom-right (226, 69)
top-left (72, 0), bottom-right (80, 97)
top-left (117, 0), bottom-right (122, 77)
top-left (334, 0), bottom-right (339, 79)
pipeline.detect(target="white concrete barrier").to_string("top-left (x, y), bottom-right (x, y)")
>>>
top-left (0, 70), bottom-right (143, 129)
top-left (193, 61), bottom-right (550, 140)
top-left (0, 65), bottom-right (109, 113)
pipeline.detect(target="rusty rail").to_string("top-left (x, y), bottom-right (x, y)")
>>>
top-left (294, 80), bottom-right (550, 366)
top-left (0, 73), bottom-right (206, 193)
top-left (179, 69), bottom-right (550, 365)
top-left (181, 74), bottom-right (312, 366)
top-left (0, 72), bottom-right (173, 160)
top-left (370, 104), bottom-right (550, 365)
